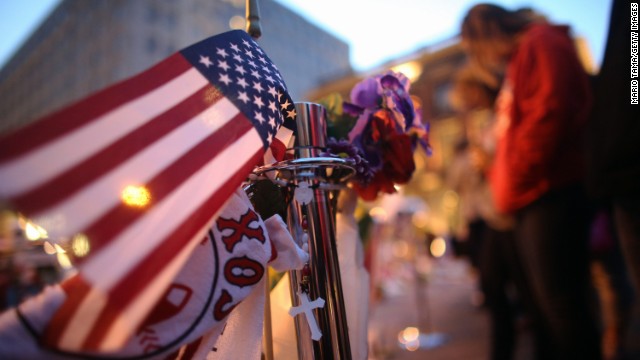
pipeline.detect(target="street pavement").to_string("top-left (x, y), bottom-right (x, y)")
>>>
top-left (367, 256), bottom-right (640, 360)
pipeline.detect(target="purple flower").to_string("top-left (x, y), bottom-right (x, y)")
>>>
top-left (322, 138), bottom-right (374, 184)
top-left (318, 70), bottom-right (432, 201)
top-left (348, 71), bottom-right (417, 131)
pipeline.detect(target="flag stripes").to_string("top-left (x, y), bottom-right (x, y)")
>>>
top-left (10, 84), bottom-right (220, 215)
top-left (75, 108), bottom-right (250, 260)
top-left (0, 58), bottom-right (201, 198)
top-left (0, 53), bottom-right (193, 162)
top-left (44, 126), bottom-right (264, 351)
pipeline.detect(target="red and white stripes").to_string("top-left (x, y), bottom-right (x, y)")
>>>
top-left (0, 53), bottom-right (266, 351)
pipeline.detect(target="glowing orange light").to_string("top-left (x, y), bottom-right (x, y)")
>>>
top-left (398, 326), bottom-right (421, 351)
top-left (121, 185), bottom-right (151, 208)
top-left (430, 237), bottom-right (447, 258)
top-left (391, 61), bottom-right (423, 82)
top-left (369, 207), bottom-right (388, 222)
top-left (71, 233), bottom-right (90, 257)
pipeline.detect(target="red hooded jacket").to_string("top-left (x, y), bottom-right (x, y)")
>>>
top-left (490, 23), bottom-right (592, 213)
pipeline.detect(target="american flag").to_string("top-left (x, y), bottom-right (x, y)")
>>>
top-left (0, 30), bottom-right (296, 352)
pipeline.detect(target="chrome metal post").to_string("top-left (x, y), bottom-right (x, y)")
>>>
top-left (288, 102), bottom-right (352, 359)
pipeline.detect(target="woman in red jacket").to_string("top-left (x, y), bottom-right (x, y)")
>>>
top-left (461, 4), bottom-right (600, 360)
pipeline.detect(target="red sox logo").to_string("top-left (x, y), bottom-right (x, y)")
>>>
top-left (213, 210), bottom-right (267, 321)
top-left (88, 194), bottom-right (272, 358)
top-left (216, 210), bottom-right (266, 252)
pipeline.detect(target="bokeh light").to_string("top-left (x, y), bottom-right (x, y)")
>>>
top-left (398, 326), bottom-right (421, 351)
top-left (391, 61), bottom-right (423, 82)
top-left (71, 233), bottom-right (90, 257)
top-left (369, 207), bottom-right (388, 222)
top-left (121, 185), bottom-right (151, 208)
top-left (23, 221), bottom-right (48, 241)
top-left (430, 236), bottom-right (447, 258)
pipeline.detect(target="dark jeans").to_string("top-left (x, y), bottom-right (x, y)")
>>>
top-left (479, 226), bottom-right (531, 360)
top-left (515, 185), bottom-right (602, 360)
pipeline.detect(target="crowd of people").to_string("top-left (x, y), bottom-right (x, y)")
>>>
top-left (449, 2), bottom-right (639, 360)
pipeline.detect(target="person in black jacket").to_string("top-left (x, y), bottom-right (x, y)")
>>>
top-left (586, 0), bottom-right (640, 299)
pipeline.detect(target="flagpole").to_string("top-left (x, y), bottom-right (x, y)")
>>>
top-left (246, 0), bottom-right (262, 39)
top-left (263, 277), bottom-right (274, 360)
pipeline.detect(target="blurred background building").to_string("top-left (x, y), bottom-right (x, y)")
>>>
top-left (0, 0), bottom-right (351, 134)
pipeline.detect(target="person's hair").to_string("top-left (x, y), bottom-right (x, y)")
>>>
top-left (461, 3), bottom-right (536, 42)
top-left (449, 63), bottom-right (502, 111)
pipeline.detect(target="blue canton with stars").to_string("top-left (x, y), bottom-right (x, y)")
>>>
top-left (180, 30), bottom-right (296, 149)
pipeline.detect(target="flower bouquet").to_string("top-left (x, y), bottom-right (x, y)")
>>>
top-left (319, 71), bottom-right (430, 202)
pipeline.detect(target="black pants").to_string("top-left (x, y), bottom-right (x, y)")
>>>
top-left (479, 224), bottom-right (533, 360)
top-left (515, 185), bottom-right (601, 360)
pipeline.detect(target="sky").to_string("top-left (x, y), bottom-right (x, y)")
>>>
top-left (0, 0), bottom-right (613, 72)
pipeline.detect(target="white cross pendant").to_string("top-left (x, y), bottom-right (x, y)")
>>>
top-left (288, 291), bottom-right (325, 341)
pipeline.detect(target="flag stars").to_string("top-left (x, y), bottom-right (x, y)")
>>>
top-left (253, 95), bottom-right (265, 108)
top-left (235, 64), bottom-right (246, 75)
top-left (252, 81), bottom-right (264, 93)
top-left (280, 98), bottom-right (291, 110)
top-left (219, 73), bottom-right (232, 86)
top-left (216, 48), bottom-right (229, 58)
top-left (188, 34), bottom-right (291, 144)
top-left (199, 55), bottom-right (213, 68)
top-left (237, 77), bottom-right (249, 88)
top-left (250, 69), bottom-right (261, 80)
top-left (217, 60), bottom-right (230, 71)
top-left (238, 91), bottom-right (250, 104)
top-left (268, 101), bottom-right (278, 113)
top-left (254, 111), bottom-right (266, 124)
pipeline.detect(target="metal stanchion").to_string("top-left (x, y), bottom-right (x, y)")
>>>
top-left (291, 103), bottom-right (352, 359)
top-left (252, 103), bottom-right (354, 359)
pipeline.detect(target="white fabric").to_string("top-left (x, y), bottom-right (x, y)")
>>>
top-left (207, 277), bottom-right (267, 360)
top-left (270, 273), bottom-right (298, 360)
top-left (336, 201), bottom-right (370, 360)
top-left (266, 215), bottom-right (309, 271)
